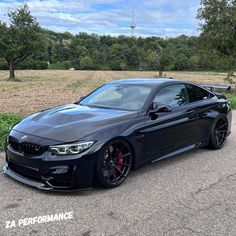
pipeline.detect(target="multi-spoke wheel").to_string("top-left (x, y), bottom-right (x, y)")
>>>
top-left (97, 140), bottom-right (133, 188)
top-left (209, 116), bottom-right (228, 149)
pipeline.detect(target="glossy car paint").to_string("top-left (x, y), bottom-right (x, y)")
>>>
top-left (3, 78), bottom-right (232, 190)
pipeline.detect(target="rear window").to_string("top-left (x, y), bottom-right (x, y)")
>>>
top-left (186, 85), bottom-right (213, 103)
top-left (154, 84), bottom-right (189, 109)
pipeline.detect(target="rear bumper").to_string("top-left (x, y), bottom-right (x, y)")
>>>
top-left (3, 148), bottom-right (99, 191)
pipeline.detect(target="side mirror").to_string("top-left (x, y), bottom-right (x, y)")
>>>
top-left (149, 102), bottom-right (172, 116)
top-left (79, 95), bottom-right (86, 101)
top-left (157, 104), bottom-right (172, 113)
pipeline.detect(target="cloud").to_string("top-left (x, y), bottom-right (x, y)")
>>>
top-left (0, 0), bottom-right (201, 37)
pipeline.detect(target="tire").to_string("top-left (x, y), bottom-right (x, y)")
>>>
top-left (96, 139), bottom-right (133, 188)
top-left (208, 116), bottom-right (228, 149)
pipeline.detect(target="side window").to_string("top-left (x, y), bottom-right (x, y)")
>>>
top-left (154, 84), bottom-right (189, 109)
top-left (187, 85), bottom-right (213, 103)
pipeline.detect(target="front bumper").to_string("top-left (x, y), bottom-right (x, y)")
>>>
top-left (3, 147), bottom-right (99, 191)
top-left (3, 162), bottom-right (55, 191)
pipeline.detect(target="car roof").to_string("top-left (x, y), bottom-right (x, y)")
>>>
top-left (109, 78), bottom-right (183, 87)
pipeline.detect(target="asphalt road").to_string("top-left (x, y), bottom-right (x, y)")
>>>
top-left (0, 111), bottom-right (236, 236)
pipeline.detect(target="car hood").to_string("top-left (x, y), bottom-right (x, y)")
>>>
top-left (13, 104), bottom-right (136, 143)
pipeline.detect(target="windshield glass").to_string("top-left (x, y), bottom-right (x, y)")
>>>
top-left (80, 84), bottom-right (153, 111)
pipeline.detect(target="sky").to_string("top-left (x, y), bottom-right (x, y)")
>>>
top-left (0, 0), bottom-right (201, 37)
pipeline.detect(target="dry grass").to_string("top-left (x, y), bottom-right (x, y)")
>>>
top-left (0, 70), bottom-right (231, 116)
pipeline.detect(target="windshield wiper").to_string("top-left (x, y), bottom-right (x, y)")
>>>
top-left (87, 105), bottom-right (114, 109)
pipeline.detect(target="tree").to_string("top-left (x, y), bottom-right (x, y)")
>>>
top-left (174, 54), bottom-right (189, 71)
top-left (148, 40), bottom-right (175, 76)
top-left (120, 61), bottom-right (127, 71)
top-left (75, 46), bottom-right (88, 58)
top-left (188, 55), bottom-right (200, 70)
top-left (127, 45), bottom-right (141, 69)
top-left (146, 47), bottom-right (174, 76)
top-left (0, 5), bottom-right (43, 80)
top-left (79, 56), bottom-right (94, 70)
top-left (198, 0), bottom-right (236, 83)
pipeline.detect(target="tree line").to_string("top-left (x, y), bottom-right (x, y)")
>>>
top-left (0, 3), bottom-right (236, 81)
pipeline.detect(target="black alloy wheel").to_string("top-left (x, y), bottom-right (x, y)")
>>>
top-left (209, 117), bottom-right (228, 149)
top-left (97, 140), bottom-right (133, 188)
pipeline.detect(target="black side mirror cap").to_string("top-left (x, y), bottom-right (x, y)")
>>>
top-left (79, 95), bottom-right (86, 101)
top-left (158, 105), bottom-right (172, 113)
top-left (149, 102), bottom-right (172, 115)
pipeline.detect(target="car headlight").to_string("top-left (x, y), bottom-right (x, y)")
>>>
top-left (49, 141), bottom-right (95, 156)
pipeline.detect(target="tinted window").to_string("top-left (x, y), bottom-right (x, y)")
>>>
top-left (80, 84), bottom-right (153, 111)
top-left (187, 85), bottom-right (213, 103)
top-left (154, 84), bottom-right (189, 109)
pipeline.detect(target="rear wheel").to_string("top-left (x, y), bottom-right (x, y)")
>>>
top-left (209, 116), bottom-right (228, 149)
top-left (97, 139), bottom-right (133, 188)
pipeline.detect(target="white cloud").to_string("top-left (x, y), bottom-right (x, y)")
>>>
top-left (0, 0), bottom-right (201, 37)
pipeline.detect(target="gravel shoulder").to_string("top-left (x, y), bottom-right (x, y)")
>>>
top-left (0, 111), bottom-right (235, 236)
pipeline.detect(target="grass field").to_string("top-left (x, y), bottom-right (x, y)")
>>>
top-left (0, 70), bottom-right (234, 116)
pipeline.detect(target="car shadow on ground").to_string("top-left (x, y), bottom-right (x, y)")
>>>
top-left (1, 145), bottom-right (223, 197)
top-left (0, 144), bottom-right (224, 197)
top-left (38, 147), bottom-right (214, 197)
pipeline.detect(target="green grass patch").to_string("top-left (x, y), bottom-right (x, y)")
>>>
top-left (223, 92), bottom-right (236, 109)
top-left (0, 114), bottom-right (22, 152)
top-left (226, 93), bottom-right (236, 109)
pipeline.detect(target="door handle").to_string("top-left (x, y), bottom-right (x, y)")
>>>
top-left (186, 109), bottom-right (197, 115)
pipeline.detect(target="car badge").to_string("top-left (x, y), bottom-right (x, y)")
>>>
top-left (21, 135), bottom-right (28, 140)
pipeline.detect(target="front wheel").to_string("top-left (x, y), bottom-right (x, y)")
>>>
top-left (208, 116), bottom-right (229, 149)
top-left (96, 139), bottom-right (133, 188)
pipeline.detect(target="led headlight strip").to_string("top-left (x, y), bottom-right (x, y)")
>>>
top-left (49, 141), bottom-right (94, 156)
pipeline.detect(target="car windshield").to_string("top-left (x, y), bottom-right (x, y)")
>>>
top-left (80, 84), bottom-right (153, 111)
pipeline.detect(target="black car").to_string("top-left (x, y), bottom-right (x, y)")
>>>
top-left (3, 78), bottom-right (232, 190)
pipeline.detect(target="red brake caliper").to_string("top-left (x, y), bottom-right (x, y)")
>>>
top-left (116, 149), bottom-right (124, 171)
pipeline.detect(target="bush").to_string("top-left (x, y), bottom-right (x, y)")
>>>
top-left (0, 58), bottom-right (7, 70)
top-left (230, 96), bottom-right (236, 109)
top-left (79, 56), bottom-right (94, 70)
top-left (223, 92), bottom-right (236, 109)
top-left (0, 114), bottom-right (22, 152)
top-left (98, 65), bottom-right (112, 70)
top-left (227, 94), bottom-right (236, 109)
top-left (18, 59), bottom-right (48, 70)
top-left (49, 61), bottom-right (71, 70)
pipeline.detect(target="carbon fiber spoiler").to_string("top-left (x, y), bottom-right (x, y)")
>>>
top-left (201, 84), bottom-right (231, 91)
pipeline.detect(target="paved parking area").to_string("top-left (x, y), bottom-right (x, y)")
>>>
top-left (0, 111), bottom-right (235, 236)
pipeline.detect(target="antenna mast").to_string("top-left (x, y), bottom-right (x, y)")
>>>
top-left (130, 10), bottom-right (136, 36)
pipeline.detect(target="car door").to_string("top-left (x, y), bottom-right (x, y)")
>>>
top-left (139, 84), bottom-right (200, 161)
top-left (186, 84), bottom-right (218, 144)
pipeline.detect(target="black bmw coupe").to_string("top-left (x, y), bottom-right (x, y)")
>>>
top-left (3, 78), bottom-right (232, 190)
